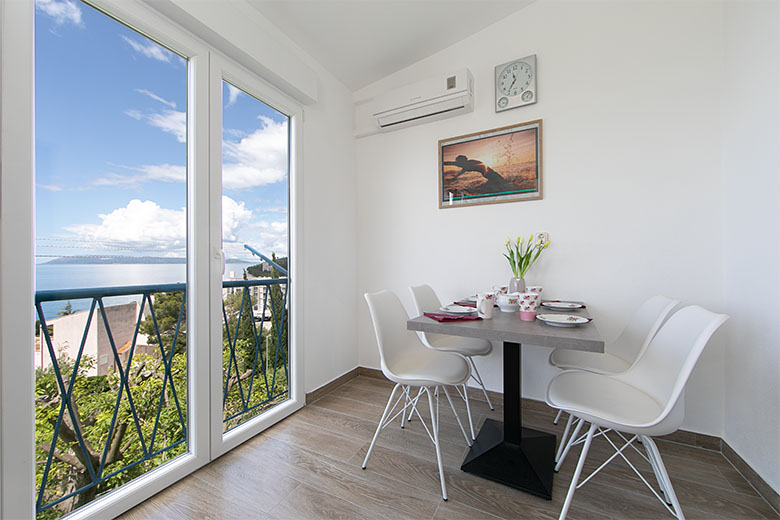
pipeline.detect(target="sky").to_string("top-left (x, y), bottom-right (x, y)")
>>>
top-left (35, 0), bottom-right (290, 264)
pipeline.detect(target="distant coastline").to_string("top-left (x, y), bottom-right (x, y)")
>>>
top-left (41, 257), bottom-right (254, 265)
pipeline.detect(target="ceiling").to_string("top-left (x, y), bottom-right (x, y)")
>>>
top-left (248, 1), bottom-right (534, 91)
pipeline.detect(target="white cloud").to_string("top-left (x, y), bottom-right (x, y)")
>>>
top-left (121, 35), bottom-right (174, 63)
top-left (91, 163), bottom-right (185, 188)
top-left (38, 183), bottom-right (64, 192)
top-left (126, 108), bottom-right (186, 143)
top-left (64, 196), bottom-right (257, 248)
top-left (135, 89), bottom-right (176, 108)
top-left (140, 164), bottom-right (186, 182)
top-left (125, 109), bottom-right (143, 120)
top-left (65, 199), bottom-right (185, 246)
top-left (223, 116), bottom-right (288, 190)
top-left (36, 0), bottom-right (83, 26)
top-left (256, 220), bottom-right (288, 256)
top-left (147, 110), bottom-right (186, 142)
top-left (222, 196), bottom-right (253, 242)
top-left (226, 84), bottom-right (242, 107)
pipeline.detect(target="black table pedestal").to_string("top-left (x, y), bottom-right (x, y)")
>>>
top-left (460, 342), bottom-right (555, 499)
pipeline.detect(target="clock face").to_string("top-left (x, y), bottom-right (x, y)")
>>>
top-left (495, 54), bottom-right (537, 112)
top-left (498, 61), bottom-right (533, 97)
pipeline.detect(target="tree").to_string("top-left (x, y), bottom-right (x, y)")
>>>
top-left (57, 301), bottom-right (74, 317)
top-left (35, 351), bottom-right (186, 519)
top-left (140, 292), bottom-right (186, 354)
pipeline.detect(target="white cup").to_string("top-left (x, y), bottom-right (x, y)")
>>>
top-left (527, 286), bottom-right (544, 295)
top-left (476, 292), bottom-right (495, 319)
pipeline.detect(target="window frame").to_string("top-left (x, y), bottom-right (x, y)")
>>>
top-left (0, 0), bottom-right (304, 517)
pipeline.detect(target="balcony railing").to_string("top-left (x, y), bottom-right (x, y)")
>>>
top-left (34, 277), bottom-right (288, 518)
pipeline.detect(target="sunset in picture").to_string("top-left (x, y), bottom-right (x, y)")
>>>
top-left (440, 121), bottom-right (541, 208)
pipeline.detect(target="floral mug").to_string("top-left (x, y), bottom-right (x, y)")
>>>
top-left (476, 292), bottom-right (495, 319)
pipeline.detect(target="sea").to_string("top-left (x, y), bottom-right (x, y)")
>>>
top-left (36, 262), bottom-right (254, 318)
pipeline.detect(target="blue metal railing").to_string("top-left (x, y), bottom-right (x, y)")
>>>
top-left (34, 276), bottom-right (288, 517)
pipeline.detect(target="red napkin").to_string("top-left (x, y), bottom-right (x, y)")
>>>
top-left (424, 312), bottom-right (483, 322)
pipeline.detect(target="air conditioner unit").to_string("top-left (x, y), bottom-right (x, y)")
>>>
top-left (372, 69), bottom-right (474, 130)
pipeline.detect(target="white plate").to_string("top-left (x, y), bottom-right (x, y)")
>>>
top-left (439, 304), bottom-right (476, 314)
top-left (541, 301), bottom-right (585, 310)
top-left (536, 314), bottom-right (592, 327)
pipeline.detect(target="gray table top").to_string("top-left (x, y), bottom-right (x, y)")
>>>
top-left (407, 307), bottom-right (605, 352)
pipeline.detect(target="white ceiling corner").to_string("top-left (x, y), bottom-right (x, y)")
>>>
top-left (247, 1), bottom-right (534, 91)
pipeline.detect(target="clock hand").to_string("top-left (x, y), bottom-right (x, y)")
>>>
top-left (509, 74), bottom-right (518, 90)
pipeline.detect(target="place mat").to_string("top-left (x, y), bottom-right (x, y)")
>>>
top-left (424, 312), bottom-right (483, 323)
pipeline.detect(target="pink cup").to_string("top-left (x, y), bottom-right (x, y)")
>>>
top-left (518, 292), bottom-right (540, 320)
top-left (519, 310), bottom-right (537, 321)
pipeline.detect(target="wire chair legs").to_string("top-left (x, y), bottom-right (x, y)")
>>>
top-left (468, 357), bottom-right (493, 410)
top-left (363, 383), bottom-right (471, 501)
top-left (557, 419), bottom-right (686, 520)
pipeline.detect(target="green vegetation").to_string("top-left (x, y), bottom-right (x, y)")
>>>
top-left (245, 256), bottom-right (288, 278)
top-left (35, 282), bottom-right (288, 519)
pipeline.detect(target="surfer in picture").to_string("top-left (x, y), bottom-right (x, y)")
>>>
top-left (443, 154), bottom-right (515, 192)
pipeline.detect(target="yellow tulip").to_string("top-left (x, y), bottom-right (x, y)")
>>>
top-left (505, 238), bottom-right (510, 247)
top-left (528, 233), bottom-right (533, 242)
top-left (516, 236), bottom-right (521, 244)
top-left (544, 240), bottom-right (551, 248)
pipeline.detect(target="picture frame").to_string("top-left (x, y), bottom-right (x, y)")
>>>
top-left (439, 119), bottom-right (542, 209)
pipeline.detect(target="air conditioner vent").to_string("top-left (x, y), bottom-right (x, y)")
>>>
top-left (371, 69), bottom-right (473, 132)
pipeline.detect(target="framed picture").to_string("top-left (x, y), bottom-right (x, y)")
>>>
top-left (439, 119), bottom-right (542, 208)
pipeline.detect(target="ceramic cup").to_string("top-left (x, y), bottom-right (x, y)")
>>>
top-left (518, 292), bottom-right (540, 321)
top-left (527, 286), bottom-right (544, 295)
top-left (476, 292), bottom-right (495, 319)
top-left (496, 292), bottom-right (519, 312)
top-left (492, 285), bottom-right (509, 295)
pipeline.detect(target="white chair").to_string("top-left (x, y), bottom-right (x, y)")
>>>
top-left (363, 290), bottom-right (473, 501)
top-left (409, 284), bottom-right (494, 440)
top-left (549, 295), bottom-right (678, 464)
top-left (546, 305), bottom-right (728, 520)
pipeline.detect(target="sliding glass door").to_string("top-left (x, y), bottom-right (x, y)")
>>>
top-left (33, 3), bottom-right (197, 517)
top-left (25, 1), bottom-right (302, 517)
top-left (209, 57), bottom-right (302, 458)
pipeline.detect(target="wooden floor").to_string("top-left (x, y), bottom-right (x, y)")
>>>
top-left (121, 376), bottom-right (779, 520)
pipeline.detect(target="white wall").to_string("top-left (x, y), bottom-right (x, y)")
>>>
top-left (354, 0), bottom-right (729, 435)
top-left (721, 2), bottom-right (780, 494)
top-left (168, 0), bottom-right (359, 393)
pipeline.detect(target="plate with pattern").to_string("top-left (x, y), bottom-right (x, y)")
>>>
top-left (536, 314), bottom-right (592, 327)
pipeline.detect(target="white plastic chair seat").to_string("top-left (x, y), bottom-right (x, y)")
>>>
top-left (548, 349), bottom-right (631, 374)
top-left (424, 332), bottom-right (491, 356)
top-left (385, 347), bottom-right (470, 387)
top-left (547, 370), bottom-right (670, 436)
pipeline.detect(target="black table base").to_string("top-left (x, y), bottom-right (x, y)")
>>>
top-left (460, 342), bottom-right (556, 500)
top-left (461, 419), bottom-right (555, 499)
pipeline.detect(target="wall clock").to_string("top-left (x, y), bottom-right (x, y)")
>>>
top-left (495, 54), bottom-right (537, 112)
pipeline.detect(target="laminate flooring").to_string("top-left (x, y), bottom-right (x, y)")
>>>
top-left (120, 376), bottom-right (779, 520)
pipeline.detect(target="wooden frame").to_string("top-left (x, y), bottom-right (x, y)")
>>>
top-left (439, 119), bottom-right (542, 209)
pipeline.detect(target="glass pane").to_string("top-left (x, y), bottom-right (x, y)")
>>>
top-left (220, 80), bottom-right (290, 432)
top-left (34, 1), bottom-right (188, 517)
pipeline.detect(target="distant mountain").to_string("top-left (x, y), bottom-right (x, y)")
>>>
top-left (44, 257), bottom-right (253, 265)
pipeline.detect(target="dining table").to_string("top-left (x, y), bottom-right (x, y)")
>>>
top-left (407, 305), bottom-right (604, 500)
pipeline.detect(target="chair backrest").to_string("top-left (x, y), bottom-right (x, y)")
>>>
top-left (409, 284), bottom-right (442, 315)
top-left (610, 295), bottom-right (679, 366)
top-left (364, 290), bottom-right (425, 378)
top-left (615, 305), bottom-right (728, 426)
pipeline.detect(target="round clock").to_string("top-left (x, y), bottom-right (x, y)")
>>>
top-left (495, 54), bottom-right (537, 112)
